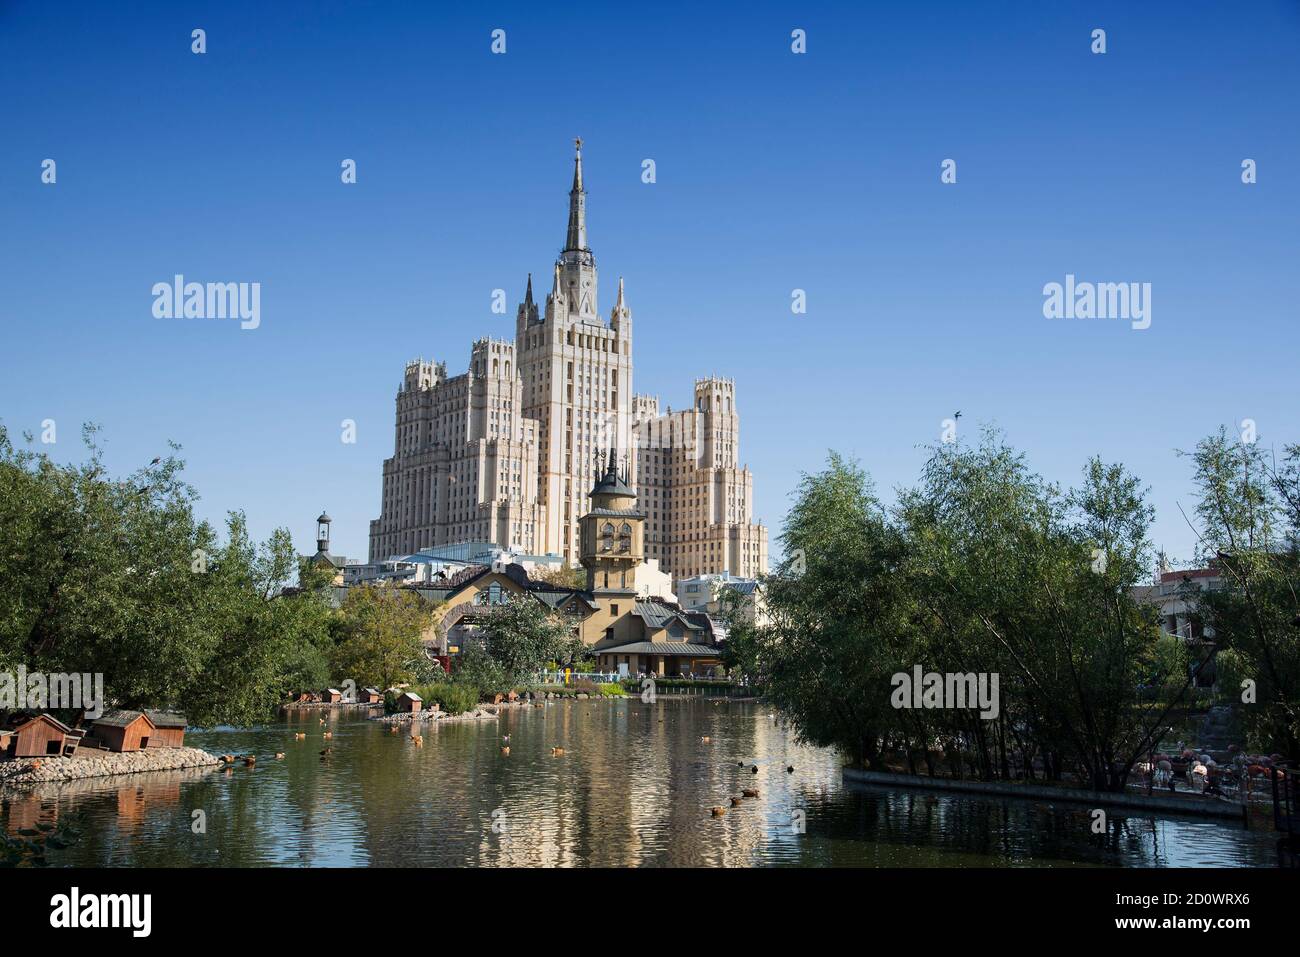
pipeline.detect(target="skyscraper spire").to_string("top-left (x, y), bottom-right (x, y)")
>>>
top-left (558, 138), bottom-right (597, 318)
top-left (565, 136), bottom-right (587, 252)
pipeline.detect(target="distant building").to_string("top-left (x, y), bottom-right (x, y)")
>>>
top-left (632, 558), bottom-right (674, 601)
top-left (323, 456), bottom-right (726, 675)
top-left (343, 542), bottom-right (565, 587)
top-left (1131, 560), bottom-right (1224, 687)
top-left (368, 141), bottom-right (767, 579)
top-left (676, 572), bottom-right (767, 632)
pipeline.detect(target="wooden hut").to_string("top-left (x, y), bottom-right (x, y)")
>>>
top-left (359, 687), bottom-right (383, 704)
top-left (89, 710), bottom-right (158, 752)
top-left (144, 711), bottom-right (188, 748)
top-left (321, 688), bottom-right (343, 704)
top-left (396, 692), bottom-right (422, 713)
top-left (9, 714), bottom-right (73, 758)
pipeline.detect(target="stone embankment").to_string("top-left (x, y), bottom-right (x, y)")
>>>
top-left (0, 747), bottom-right (221, 787)
top-left (842, 767), bottom-right (1249, 821)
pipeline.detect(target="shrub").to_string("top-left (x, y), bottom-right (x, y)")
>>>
top-left (410, 681), bottom-right (480, 716)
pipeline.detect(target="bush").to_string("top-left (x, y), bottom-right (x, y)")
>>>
top-left (409, 681), bottom-right (480, 716)
top-left (454, 645), bottom-right (512, 697)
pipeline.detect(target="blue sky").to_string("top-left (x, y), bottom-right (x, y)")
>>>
top-left (2, 1), bottom-right (1297, 568)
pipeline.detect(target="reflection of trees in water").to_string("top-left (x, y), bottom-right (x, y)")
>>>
top-left (5, 767), bottom-right (203, 866)
top-left (840, 785), bottom-right (1239, 867)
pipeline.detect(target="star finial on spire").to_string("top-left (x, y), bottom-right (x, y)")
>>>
top-left (575, 136), bottom-right (582, 152)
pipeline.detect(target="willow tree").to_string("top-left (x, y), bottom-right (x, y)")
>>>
top-left (727, 453), bottom-right (915, 768)
top-left (900, 433), bottom-right (1173, 791)
top-left (1183, 429), bottom-right (1300, 757)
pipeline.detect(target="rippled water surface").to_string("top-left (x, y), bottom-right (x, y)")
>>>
top-left (1, 699), bottom-right (1281, 867)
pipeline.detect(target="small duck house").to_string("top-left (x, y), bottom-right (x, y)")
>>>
top-left (397, 691), bottom-right (422, 713)
top-left (321, 688), bottom-right (343, 704)
top-left (144, 711), bottom-right (188, 748)
top-left (89, 710), bottom-right (158, 752)
top-left (360, 687), bottom-right (383, 704)
top-left (9, 713), bottom-right (73, 758)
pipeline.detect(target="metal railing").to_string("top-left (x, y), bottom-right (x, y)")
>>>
top-left (1271, 764), bottom-right (1298, 836)
top-left (535, 671), bottom-right (622, 685)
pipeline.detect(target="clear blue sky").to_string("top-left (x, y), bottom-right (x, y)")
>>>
top-left (2, 1), bottom-right (1297, 568)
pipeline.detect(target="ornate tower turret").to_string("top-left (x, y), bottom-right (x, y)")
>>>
top-left (316, 510), bottom-right (332, 555)
top-left (579, 447), bottom-right (644, 595)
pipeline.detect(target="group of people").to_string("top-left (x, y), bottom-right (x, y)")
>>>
top-left (1136, 747), bottom-right (1289, 797)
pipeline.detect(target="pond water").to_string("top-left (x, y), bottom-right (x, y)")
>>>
top-left (1, 698), bottom-right (1282, 867)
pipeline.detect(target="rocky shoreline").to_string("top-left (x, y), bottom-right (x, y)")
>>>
top-left (377, 707), bottom-right (498, 726)
top-left (0, 747), bottom-right (221, 787)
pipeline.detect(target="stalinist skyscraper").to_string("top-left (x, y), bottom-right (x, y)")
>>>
top-left (369, 141), bottom-right (767, 581)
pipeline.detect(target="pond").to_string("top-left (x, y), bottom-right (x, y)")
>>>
top-left (1, 698), bottom-right (1282, 867)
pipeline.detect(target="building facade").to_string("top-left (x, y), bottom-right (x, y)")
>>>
top-left (369, 142), bottom-right (767, 580)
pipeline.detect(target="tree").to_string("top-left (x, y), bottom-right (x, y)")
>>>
top-left (472, 595), bottom-right (581, 686)
top-left (727, 452), bottom-right (913, 768)
top-left (532, 564), bottom-right (587, 590)
top-left (330, 585), bottom-right (436, 690)
top-left (0, 422), bottom-right (335, 726)
top-left (899, 435), bottom-right (1171, 790)
top-left (733, 434), bottom-right (1187, 792)
top-left (1182, 429), bottom-right (1300, 755)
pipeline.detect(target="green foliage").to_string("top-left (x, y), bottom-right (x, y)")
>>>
top-left (407, 680), bottom-right (480, 715)
top-left (472, 595), bottom-right (584, 686)
top-left (453, 643), bottom-right (513, 695)
top-left (1181, 430), bottom-right (1300, 754)
top-left (0, 423), bottom-right (334, 726)
top-left (330, 585), bottom-right (438, 691)
top-left (532, 563), bottom-right (587, 589)
top-left (734, 434), bottom-right (1185, 791)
